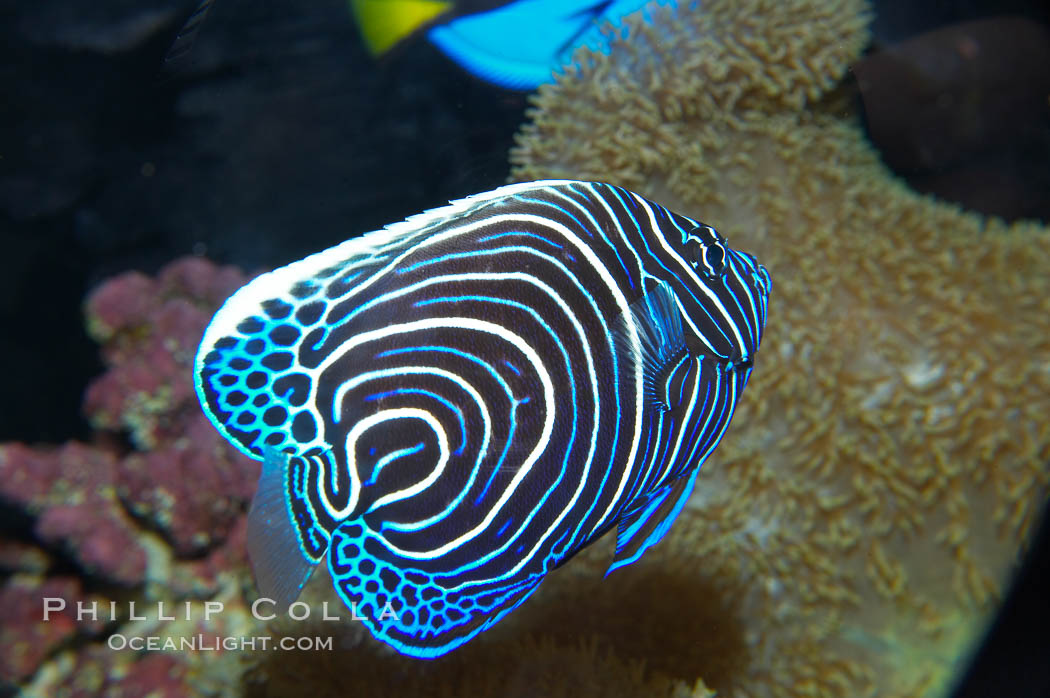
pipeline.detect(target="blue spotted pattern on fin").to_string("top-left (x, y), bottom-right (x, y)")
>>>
top-left (196, 298), bottom-right (321, 458)
top-left (614, 280), bottom-right (687, 411)
top-left (606, 468), bottom-right (699, 576)
top-left (246, 448), bottom-right (323, 610)
top-left (328, 520), bottom-right (545, 659)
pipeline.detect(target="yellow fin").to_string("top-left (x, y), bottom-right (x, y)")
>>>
top-left (349, 0), bottom-right (452, 56)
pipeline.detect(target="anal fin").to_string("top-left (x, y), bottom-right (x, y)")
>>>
top-left (606, 469), bottom-right (700, 576)
top-left (246, 448), bottom-right (325, 610)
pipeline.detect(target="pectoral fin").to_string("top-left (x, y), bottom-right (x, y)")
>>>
top-left (613, 279), bottom-right (689, 412)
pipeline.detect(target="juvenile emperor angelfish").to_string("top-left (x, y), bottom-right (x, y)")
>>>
top-left (194, 180), bottom-right (770, 658)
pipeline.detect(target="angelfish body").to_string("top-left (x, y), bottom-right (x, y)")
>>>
top-left (194, 180), bottom-right (770, 658)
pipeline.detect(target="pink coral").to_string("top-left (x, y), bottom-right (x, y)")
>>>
top-left (0, 257), bottom-right (260, 688)
top-left (0, 575), bottom-right (89, 682)
top-left (79, 257), bottom-right (259, 555)
top-left (27, 644), bottom-right (194, 697)
top-left (0, 442), bottom-right (148, 586)
top-left (117, 414), bottom-right (257, 555)
top-left (109, 654), bottom-right (190, 698)
top-left (83, 257), bottom-right (249, 450)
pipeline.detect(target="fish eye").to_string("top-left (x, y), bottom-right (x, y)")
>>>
top-left (684, 224), bottom-right (727, 279)
top-left (703, 243), bottom-right (725, 276)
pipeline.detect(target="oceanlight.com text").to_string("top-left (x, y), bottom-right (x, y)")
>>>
top-left (107, 634), bottom-right (333, 652)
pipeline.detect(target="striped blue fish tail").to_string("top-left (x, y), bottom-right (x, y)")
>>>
top-left (328, 521), bottom-right (544, 658)
top-left (246, 448), bottom-right (329, 609)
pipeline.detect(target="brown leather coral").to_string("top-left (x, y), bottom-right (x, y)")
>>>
top-left (509, 0), bottom-right (1050, 694)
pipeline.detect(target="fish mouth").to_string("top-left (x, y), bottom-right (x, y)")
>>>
top-left (734, 355), bottom-right (754, 371)
top-left (684, 334), bottom-right (755, 372)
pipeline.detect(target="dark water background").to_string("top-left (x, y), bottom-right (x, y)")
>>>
top-left (1, 0), bottom-right (1048, 694)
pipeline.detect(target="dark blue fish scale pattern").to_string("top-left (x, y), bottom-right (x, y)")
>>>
top-left (195, 180), bottom-right (770, 658)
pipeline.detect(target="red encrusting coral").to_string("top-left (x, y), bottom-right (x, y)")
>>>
top-left (0, 575), bottom-right (89, 682)
top-left (81, 257), bottom-right (259, 556)
top-left (32, 644), bottom-right (196, 697)
top-left (83, 257), bottom-right (249, 449)
top-left (0, 442), bottom-right (148, 586)
top-left (0, 257), bottom-right (259, 688)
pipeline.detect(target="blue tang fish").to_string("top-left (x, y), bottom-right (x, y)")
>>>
top-left (195, 180), bottom-right (770, 658)
top-left (164, 0), bottom-right (686, 90)
top-left (351, 0), bottom-right (685, 89)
